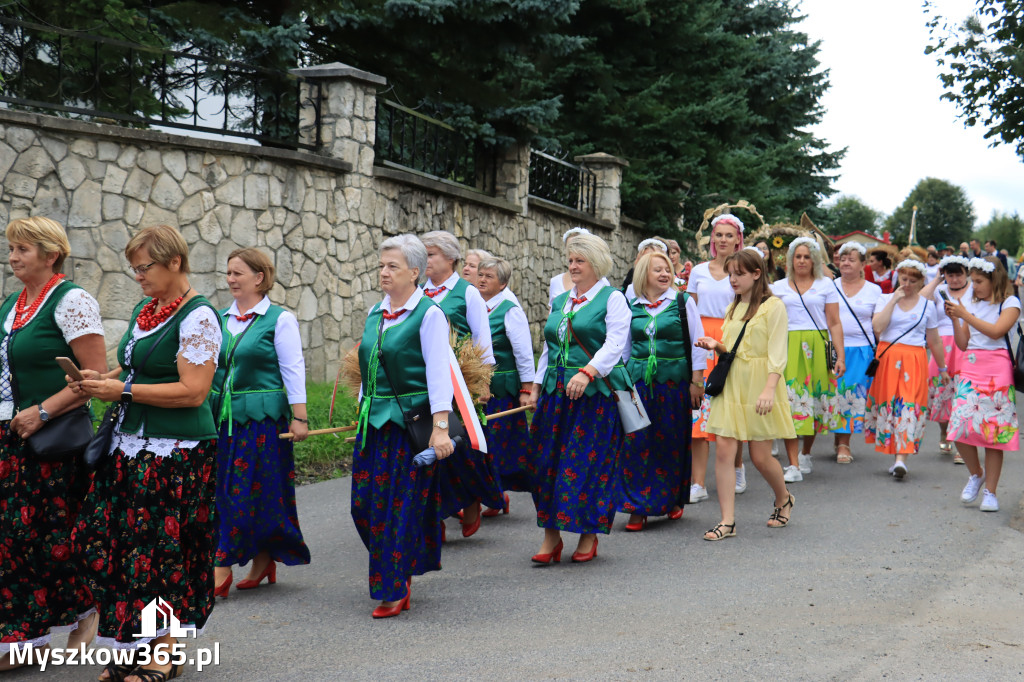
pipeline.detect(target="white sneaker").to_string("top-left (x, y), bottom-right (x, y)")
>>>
top-left (783, 465), bottom-right (803, 483)
top-left (889, 461), bottom-right (907, 479)
top-left (961, 474), bottom-right (984, 504)
top-left (735, 466), bottom-right (747, 494)
top-left (689, 483), bottom-right (709, 503)
top-left (980, 489), bottom-right (999, 512)
top-left (798, 452), bottom-right (813, 475)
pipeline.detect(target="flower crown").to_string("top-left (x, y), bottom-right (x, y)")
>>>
top-left (562, 227), bottom-right (591, 243)
top-left (968, 257), bottom-right (996, 274)
top-left (837, 242), bottom-right (867, 257)
top-left (938, 254), bottom-right (970, 270)
top-left (788, 236), bottom-right (820, 253)
top-left (896, 259), bottom-right (927, 277)
top-left (743, 245), bottom-right (767, 259)
top-left (711, 214), bottom-right (745, 233)
top-left (637, 238), bottom-right (668, 253)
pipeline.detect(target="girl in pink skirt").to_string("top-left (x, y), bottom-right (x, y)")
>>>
top-left (945, 256), bottom-right (1020, 512)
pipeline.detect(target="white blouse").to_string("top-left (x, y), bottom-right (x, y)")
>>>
top-left (621, 289), bottom-right (708, 371)
top-left (425, 272), bottom-right (494, 365)
top-left (484, 290), bottom-right (535, 383)
top-left (834, 279), bottom-right (882, 348)
top-left (223, 296), bottom-right (306, 404)
top-left (770, 278), bottom-right (839, 332)
top-left (536, 281), bottom-right (631, 381)
top-left (549, 273), bottom-right (611, 306)
top-left (687, 262), bottom-right (734, 319)
top-left (874, 295), bottom-right (939, 347)
top-left (964, 296), bottom-right (1021, 351)
top-left (933, 283), bottom-right (973, 337)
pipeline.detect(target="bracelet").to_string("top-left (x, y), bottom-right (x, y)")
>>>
top-left (579, 369), bottom-right (596, 382)
top-left (519, 389), bottom-right (532, 395)
top-left (292, 417), bottom-right (309, 424)
top-left (937, 367), bottom-right (947, 372)
top-left (692, 380), bottom-right (704, 388)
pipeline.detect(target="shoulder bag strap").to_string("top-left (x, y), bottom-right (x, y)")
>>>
top-left (876, 299), bottom-right (928, 362)
top-left (212, 314), bottom-right (259, 420)
top-left (794, 281), bottom-right (831, 349)
top-left (567, 317), bottom-right (619, 395)
top-left (833, 280), bottom-right (876, 351)
top-left (676, 293), bottom-right (693, 374)
top-left (724, 315), bottom-right (751, 357)
top-left (374, 315), bottom-right (412, 417)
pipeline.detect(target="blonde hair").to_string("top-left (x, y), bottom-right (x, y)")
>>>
top-left (633, 251), bottom-right (674, 303)
top-left (566, 233), bottom-right (614, 280)
top-left (125, 225), bottom-right (190, 274)
top-left (785, 239), bottom-right (824, 280)
top-left (5, 217), bottom-right (71, 272)
top-left (228, 248), bottom-right (275, 295)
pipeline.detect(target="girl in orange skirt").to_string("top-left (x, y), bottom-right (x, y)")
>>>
top-left (866, 260), bottom-right (948, 478)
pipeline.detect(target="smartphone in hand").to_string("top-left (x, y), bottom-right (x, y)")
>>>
top-left (55, 356), bottom-right (84, 382)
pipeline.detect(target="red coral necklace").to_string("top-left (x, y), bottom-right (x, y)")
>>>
top-left (137, 287), bottom-right (192, 331)
top-left (12, 273), bottom-right (65, 330)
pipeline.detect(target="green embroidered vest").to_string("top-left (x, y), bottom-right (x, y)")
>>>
top-left (117, 295), bottom-right (219, 439)
top-left (357, 296), bottom-right (434, 431)
top-left (210, 305), bottom-right (291, 432)
top-left (488, 298), bottom-right (523, 398)
top-left (541, 286), bottom-right (630, 398)
top-left (627, 294), bottom-right (692, 386)
top-left (0, 281), bottom-right (85, 411)
top-left (433, 277), bottom-right (470, 336)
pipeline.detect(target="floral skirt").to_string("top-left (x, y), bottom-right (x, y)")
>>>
top-left (927, 334), bottom-right (959, 422)
top-left (214, 417), bottom-right (310, 569)
top-left (947, 349), bottom-right (1019, 451)
top-left (351, 422), bottom-right (442, 602)
top-left (437, 441), bottom-right (505, 519)
top-left (832, 344), bottom-right (874, 434)
top-left (530, 369), bottom-right (622, 535)
top-left (484, 394), bottom-right (532, 493)
top-left (0, 425), bottom-right (93, 652)
top-left (692, 317), bottom-right (723, 441)
top-left (616, 380), bottom-right (691, 516)
top-left (72, 441), bottom-right (217, 648)
top-left (865, 343), bottom-right (928, 455)
top-left (785, 330), bottom-right (839, 436)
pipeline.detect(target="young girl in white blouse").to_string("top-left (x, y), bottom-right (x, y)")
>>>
top-left (944, 257), bottom-right (1020, 512)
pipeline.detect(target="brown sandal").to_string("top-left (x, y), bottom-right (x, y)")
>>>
top-left (768, 494), bottom-right (794, 528)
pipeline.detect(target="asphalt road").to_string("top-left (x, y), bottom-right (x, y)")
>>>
top-left (8, 425), bottom-right (1024, 681)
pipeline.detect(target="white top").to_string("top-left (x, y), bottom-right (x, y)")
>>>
top-left (360, 288), bottom-right (454, 416)
top-left (770, 278), bottom-right (839, 331)
top-left (621, 289), bottom-right (708, 371)
top-left (834, 279), bottom-right (882, 347)
top-left (687, 262), bottom-right (734, 319)
top-left (964, 296), bottom-right (1021, 351)
top-left (933, 283), bottom-right (973, 337)
top-left (223, 296), bottom-right (306, 404)
top-left (0, 282), bottom-right (104, 421)
top-left (426, 272), bottom-right (494, 364)
top-left (624, 282), bottom-right (636, 301)
top-left (549, 273), bottom-right (611, 306)
top-left (484, 289), bottom-right (535, 383)
top-left (113, 303), bottom-right (222, 459)
top-left (874, 295), bottom-right (939, 347)
top-left (925, 264), bottom-right (940, 283)
top-left (536, 281), bottom-right (631, 380)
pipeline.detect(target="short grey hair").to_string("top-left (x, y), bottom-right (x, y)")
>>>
top-left (466, 248), bottom-right (492, 263)
top-left (566, 232), bottom-right (614, 280)
top-left (478, 257), bottom-right (512, 287)
top-left (380, 234), bottom-right (428, 285)
top-left (420, 230), bottom-right (462, 265)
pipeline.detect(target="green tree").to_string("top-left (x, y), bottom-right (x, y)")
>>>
top-left (975, 210), bottom-right (1024, 256)
top-left (926, 1), bottom-right (1024, 157)
top-left (824, 196), bottom-right (882, 236)
top-left (884, 178), bottom-right (976, 246)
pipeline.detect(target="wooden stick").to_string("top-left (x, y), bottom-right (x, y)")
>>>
top-left (279, 424), bottom-right (357, 440)
top-left (484, 404), bottom-right (533, 420)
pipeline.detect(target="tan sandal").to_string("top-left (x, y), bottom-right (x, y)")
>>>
top-left (836, 444), bottom-right (853, 464)
top-left (703, 522), bottom-right (736, 541)
top-left (767, 494), bottom-right (794, 528)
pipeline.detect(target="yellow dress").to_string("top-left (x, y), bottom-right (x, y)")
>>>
top-left (706, 296), bottom-right (797, 441)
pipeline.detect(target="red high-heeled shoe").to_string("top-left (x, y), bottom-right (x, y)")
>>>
top-left (236, 561), bottom-right (276, 590)
top-left (482, 492), bottom-right (510, 518)
top-left (625, 516), bottom-right (647, 532)
top-left (372, 580), bottom-right (411, 619)
top-left (667, 507), bottom-right (684, 520)
top-left (571, 537), bottom-right (599, 563)
top-left (214, 573), bottom-right (232, 598)
top-left (461, 513), bottom-right (482, 538)
top-left (531, 539), bottom-right (564, 564)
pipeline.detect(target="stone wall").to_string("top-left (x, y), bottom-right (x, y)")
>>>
top-left (0, 63), bottom-right (645, 381)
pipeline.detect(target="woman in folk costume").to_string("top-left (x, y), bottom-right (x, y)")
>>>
top-left (926, 255), bottom-right (972, 461)
top-left (72, 225), bottom-right (220, 682)
top-left (0, 218), bottom-right (106, 672)
top-left (419, 230), bottom-right (502, 538)
top-left (866, 249), bottom-right (897, 294)
top-left (946, 257), bottom-right (1019, 513)
top-left (697, 249), bottom-right (797, 541)
top-left (616, 251), bottom-right (706, 531)
top-left (351, 234), bottom-right (452, 618)
top-left (621, 238), bottom-right (668, 300)
top-left (769, 237), bottom-right (846, 482)
top-left (476, 257), bottom-right (535, 514)
top-left (688, 214), bottom-right (747, 503)
top-left (210, 248), bottom-right (310, 599)
top-left (529, 232), bottom-right (630, 564)
top-left (462, 248), bottom-right (492, 286)
top-left (549, 227), bottom-right (611, 305)
top-left (866, 259), bottom-right (947, 478)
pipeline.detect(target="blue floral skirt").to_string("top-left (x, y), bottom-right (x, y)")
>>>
top-left (351, 422), bottom-right (442, 602)
top-left (832, 345), bottom-right (874, 434)
top-left (484, 394), bottom-right (532, 493)
top-left (530, 371), bottom-right (622, 535)
top-left (616, 380), bottom-right (692, 516)
top-left (437, 438), bottom-right (504, 519)
top-left (214, 417), bottom-right (310, 569)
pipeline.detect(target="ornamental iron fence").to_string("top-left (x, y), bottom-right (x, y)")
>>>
top-left (528, 150), bottom-right (596, 215)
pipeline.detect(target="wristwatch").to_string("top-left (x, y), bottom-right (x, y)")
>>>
top-left (122, 379), bottom-right (134, 404)
top-left (38, 404), bottom-right (50, 422)
top-left (433, 419), bottom-right (448, 430)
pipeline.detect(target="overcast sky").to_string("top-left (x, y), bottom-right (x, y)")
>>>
top-left (799, 0), bottom-right (1024, 229)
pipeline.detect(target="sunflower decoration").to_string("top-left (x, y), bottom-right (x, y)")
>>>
top-left (772, 235), bottom-right (785, 249)
top-left (692, 200), bottom-right (767, 260)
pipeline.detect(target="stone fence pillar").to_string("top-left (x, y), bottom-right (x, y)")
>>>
top-left (576, 152), bottom-right (629, 227)
top-left (495, 141), bottom-right (530, 213)
top-left (292, 62), bottom-right (387, 176)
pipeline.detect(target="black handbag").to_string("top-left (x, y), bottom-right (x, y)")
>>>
top-left (704, 317), bottom-right (751, 397)
top-left (794, 281), bottom-right (837, 373)
top-left (999, 302), bottom-right (1024, 391)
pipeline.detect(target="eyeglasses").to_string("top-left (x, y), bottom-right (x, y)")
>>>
top-left (130, 261), bottom-right (158, 275)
